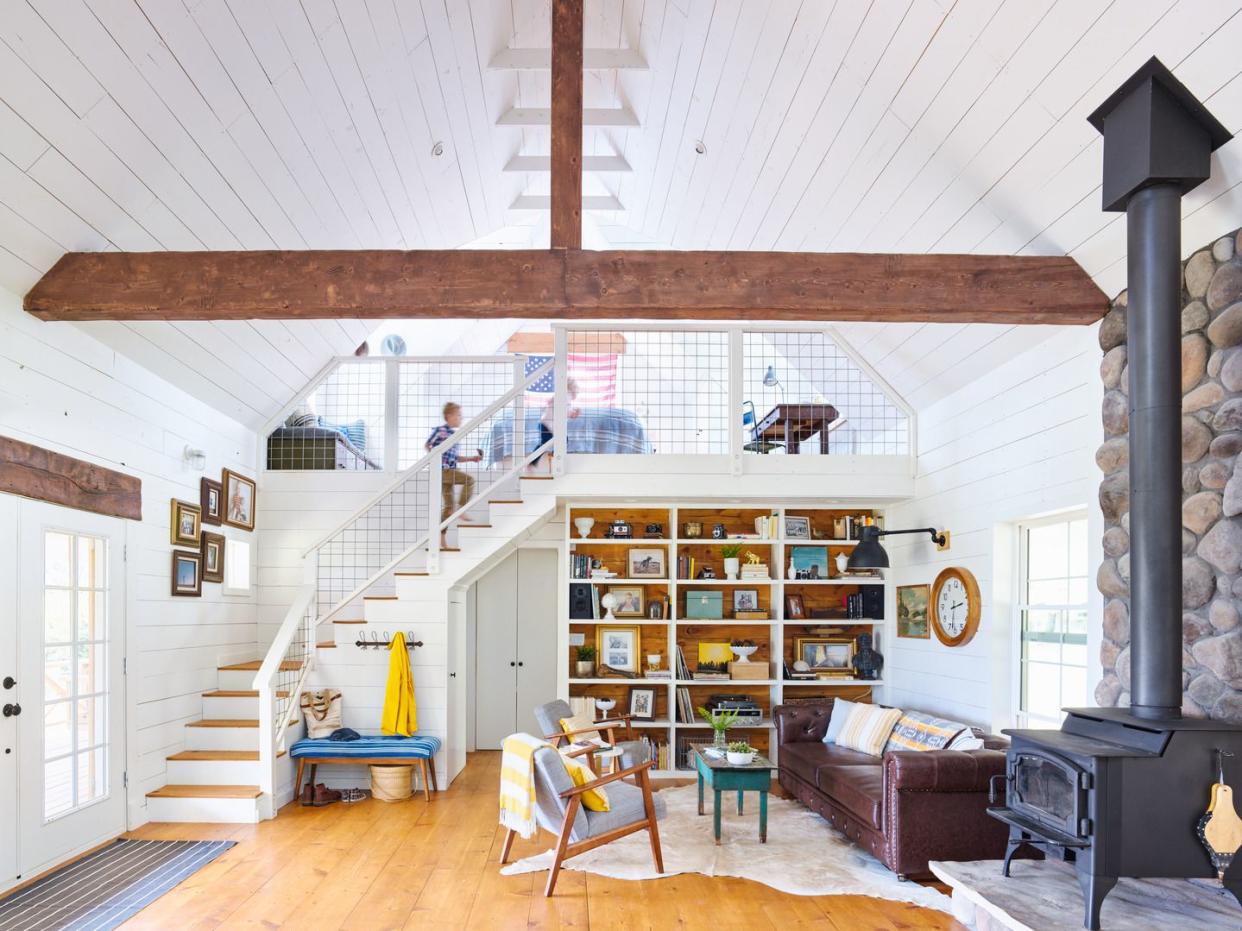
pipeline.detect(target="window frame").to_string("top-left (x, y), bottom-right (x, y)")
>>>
top-left (1013, 510), bottom-right (1089, 729)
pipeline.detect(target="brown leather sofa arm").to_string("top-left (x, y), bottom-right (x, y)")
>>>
top-left (884, 749), bottom-right (1007, 793)
top-left (773, 702), bottom-right (834, 745)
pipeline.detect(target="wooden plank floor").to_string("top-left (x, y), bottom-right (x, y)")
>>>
top-left (122, 751), bottom-right (964, 930)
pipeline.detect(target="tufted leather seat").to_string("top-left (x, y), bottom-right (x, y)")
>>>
top-left (773, 700), bottom-right (1012, 879)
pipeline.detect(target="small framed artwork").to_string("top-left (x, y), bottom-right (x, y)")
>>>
top-left (732, 589), bottom-right (760, 613)
top-left (795, 637), bottom-right (854, 677)
top-left (697, 642), bottom-right (732, 675)
top-left (171, 549), bottom-right (202, 597)
top-left (170, 499), bottom-right (201, 546)
top-left (784, 516), bottom-right (811, 539)
top-left (628, 686), bottom-right (656, 721)
top-left (201, 531), bottom-right (225, 583)
top-left (790, 545), bottom-right (829, 580)
top-left (597, 625), bottom-right (641, 674)
top-left (785, 593), bottom-right (806, 620)
top-left (609, 586), bottom-right (645, 617)
top-left (627, 547), bottom-right (666, 579)
top-left (897, 584), bottom-right (931, 639)
top-left (222, 469), bottom-right (257, 531)
top-left (200, 477), bottom-right (223, 526)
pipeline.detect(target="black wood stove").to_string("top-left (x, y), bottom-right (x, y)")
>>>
top-left (987, 59), bottom-right (1242, 930)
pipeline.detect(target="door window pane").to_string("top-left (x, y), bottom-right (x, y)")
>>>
top-left (42, 529), bottom-right (111, 820)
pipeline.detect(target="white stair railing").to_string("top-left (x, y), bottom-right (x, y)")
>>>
top-left (253, 358), bottom-right (556, 802)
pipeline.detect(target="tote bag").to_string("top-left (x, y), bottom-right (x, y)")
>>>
top-left (300, 689), bottom-right (343, 738)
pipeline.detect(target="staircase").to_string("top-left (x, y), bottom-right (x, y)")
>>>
top-left (143, 360), bottom-right (558, 823)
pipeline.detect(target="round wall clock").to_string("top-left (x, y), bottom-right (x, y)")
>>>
top-left (930, 566), bottom-right (981, 647)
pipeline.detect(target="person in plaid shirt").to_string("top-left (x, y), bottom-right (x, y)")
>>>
top-left (425, 402), bottom-right (482, 545)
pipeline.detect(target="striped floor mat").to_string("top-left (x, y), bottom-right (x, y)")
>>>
top-left (0, 838), bottom-right (235, 930)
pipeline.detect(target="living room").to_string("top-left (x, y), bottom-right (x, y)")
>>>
top-left (2, 2), bottom-right (1242, 929)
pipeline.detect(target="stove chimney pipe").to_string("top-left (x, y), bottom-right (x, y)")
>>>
top-left (1088, 58), bottom-right (1232, 720)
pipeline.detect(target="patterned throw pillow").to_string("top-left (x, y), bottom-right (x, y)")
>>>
top-left (883, 711), bottom-right (968, 753)
top-left (836, 704), bottom-right (903, 756)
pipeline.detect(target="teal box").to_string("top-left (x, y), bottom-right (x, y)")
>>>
top-left (685, 590), bottom-right (724, 619)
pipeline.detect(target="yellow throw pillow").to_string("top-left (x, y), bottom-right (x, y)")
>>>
top-left (559, 713), bottom-right (602, 745)
top-left (560, 752), bottom-right (610, 811)
top-left (836, 704), bottom-right (904, 757)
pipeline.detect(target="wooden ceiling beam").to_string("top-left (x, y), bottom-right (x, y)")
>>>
top-left (549, 0), bottom-right (583, 249)
top-left (23, 250), bottom-right (1109, 324)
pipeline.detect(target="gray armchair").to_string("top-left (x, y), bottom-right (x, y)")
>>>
top-left (533, 699), bottom-right (651, 771)
top-left (499, 743), bottom-right (664, 895)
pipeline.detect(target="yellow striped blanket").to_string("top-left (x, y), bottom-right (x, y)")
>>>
top-left (499, 733), bottom-right (548, 839)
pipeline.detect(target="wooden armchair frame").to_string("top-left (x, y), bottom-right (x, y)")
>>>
top-left (499, 756), bottom-right (663, 896)
top-left (542, 714), bottom-right (637, 748)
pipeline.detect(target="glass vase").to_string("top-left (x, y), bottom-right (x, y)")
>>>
top-left (712, 729), bottom-right (728, 751)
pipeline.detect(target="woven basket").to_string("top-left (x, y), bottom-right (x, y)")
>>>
top-left (370, 764), bottom-right (412, 802)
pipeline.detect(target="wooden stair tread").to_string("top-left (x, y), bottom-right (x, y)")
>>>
top-left (519, 475), bottom-right (554, 480)
top-left (218, 660), bottom-right (301, 672)
top-left (186, 719), bottom-right (259, 728)
top-left (362, 595), bottom-right (398, 601)
top-left (202, 690), bottom-right (288, 698)
top-left (166, 750), bottom-right (285, 761)
top-left (488, 499), bottom-right (523, 504)
top-left (457, 523), bottom-right (493, 528)
top-left (147, 785), bottom-right (262, 799)
top-left (316, 642), bottom-right (336, 649)
top-left (393, 572), bottom-right (428, 577)
top-left (332, 619), bottom-right (366, 625)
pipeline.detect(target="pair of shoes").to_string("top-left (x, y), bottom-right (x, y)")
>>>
top-left (305, 783), bottom-right (342, 807)
top-left (301, 783), bottom-right (314, 806)
top-left (341, 788), bottom-right (367, 803)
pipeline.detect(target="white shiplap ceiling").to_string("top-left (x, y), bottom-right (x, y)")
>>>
top-left (1, 0), bottom-right (1241, 425)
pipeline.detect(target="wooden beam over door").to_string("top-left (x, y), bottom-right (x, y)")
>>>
top-left (0, 435), bottom-right (142, 520)
top-left (550, 0), bottom-right (584, 249)
top-left (23, 250), bottom-right (1109, 324)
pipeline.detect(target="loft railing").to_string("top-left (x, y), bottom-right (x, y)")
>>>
top-left (253, 359), bottom-right (554, 797)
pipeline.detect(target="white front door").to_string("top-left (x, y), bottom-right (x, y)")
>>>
top-left (0, 496), bottom-right (19, 887)
top-left (8, 500), bottom-right (127, 884)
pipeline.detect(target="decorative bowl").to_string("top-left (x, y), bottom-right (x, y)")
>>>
top-left (726, 750), bottom-right (756, 765)
top-left (730, 645), bottom-right (759, 663)
top-left (574, 517), bottom-right (596, 539)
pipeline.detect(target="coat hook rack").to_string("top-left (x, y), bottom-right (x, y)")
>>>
top-left (354, 629), bottom-right (423, 650)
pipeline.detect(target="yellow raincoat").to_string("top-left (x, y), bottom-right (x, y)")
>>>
top-left (381, 632), bottom-right (418, 736)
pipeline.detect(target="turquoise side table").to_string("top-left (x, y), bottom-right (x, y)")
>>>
top-left (693, 748), bottom-right (777, 844)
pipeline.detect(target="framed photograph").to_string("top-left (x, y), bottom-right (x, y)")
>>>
top-left (732, 589), bottom-right (760, 613)
top-left (200, 477), bottom-right (223, 526)
top-left (171, 549), bottom-right (202, 597)
top-left (608, 586), bottom-right (645, 617)
top-left (222, 469), bottom-right (257, 531)
top-left (170, 499), bottom-right (201, 546)
top-left (627, 547), bottom-right (666, 579)
top-left (784, 515), bottom-right (811, 539)
top-left (597, 625), bottom-right (641, 674)
top-left (897, 584), bottom-right (931, 639)
top-left (785, 593), bottom-right (806, 620)
top-left (795, 637), bottom-right (854, 677)
top-left (628, 686), bottom-right (656, 721)
top-left (201, 531), bottom-right (225, 583)
top-left (790, 545), bottom-right (829, 580)
top-left (697, 642), bottom-right (732, 674)
top-left (647, 599), bottom-right (666, 620)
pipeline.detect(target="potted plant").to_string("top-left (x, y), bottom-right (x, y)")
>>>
top-left (726, 740), bottom-right (757, 766)
top-left (720, 543), bottom-right (743, 580)
top-left (697, 706), bottom-right (740, 750)
top-left (575, 645), bottom-right (597, 678)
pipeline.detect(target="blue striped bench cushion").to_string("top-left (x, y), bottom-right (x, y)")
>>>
top-left (290, 735), bottom-right (442, 760)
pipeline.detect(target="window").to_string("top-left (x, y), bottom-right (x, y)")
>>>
top-left (42, 531), bottom-right (110, 820)
top-left (1017, 513), bottom-right (1089, 726)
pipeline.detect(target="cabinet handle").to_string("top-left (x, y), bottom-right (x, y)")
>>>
top-left (2, 676), bottom-right (14, 690)
top-left (509, 661), bottom-right (516, 667)
top-left (517, 661), bottom-right (524, 667)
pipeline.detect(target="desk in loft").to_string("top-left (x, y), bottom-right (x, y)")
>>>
top-left (754, 404), bottom-right (841, 454)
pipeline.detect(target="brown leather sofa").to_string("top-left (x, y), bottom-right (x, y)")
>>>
top-left (774, 700), bottom-right (1011, 879)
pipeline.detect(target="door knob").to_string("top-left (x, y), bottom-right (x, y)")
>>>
top-left (2, 676), bottom-right (13, 690)
top-left (517, 661), bottom-right (524, 667)
top-left (450, 672), bottom-right (457, 678)
top-left (509, 661), bottom-right (516, 667)
top-left (2, 704), bottom-right (20, 718)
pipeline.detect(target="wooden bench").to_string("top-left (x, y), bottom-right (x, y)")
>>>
top-left (290, 735), bottom-right (442, 802)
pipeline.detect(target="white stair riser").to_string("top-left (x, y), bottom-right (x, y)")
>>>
top-left (146, 795), bottom-right (261, 824)
top-left (165, 758), bottom-right (264, 784)
top-left (185, 726), bottom-right (260, 751)
top-left (363, 600), bottom-right (449, 624)
top-left (202, 695), bottom-right (261, 718)
top-left (217, 669), bottom-right (261, 690)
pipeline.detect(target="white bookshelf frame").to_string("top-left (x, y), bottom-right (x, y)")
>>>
top-left (561, 501), bottom-right (891, 777)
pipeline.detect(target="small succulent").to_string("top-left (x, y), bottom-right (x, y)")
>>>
top-left (727, 740), bottom-right (755, 753)
top-left (576, 645), bottom-right (597, 661)
top-left (719, 544), bottom-right (744, 558)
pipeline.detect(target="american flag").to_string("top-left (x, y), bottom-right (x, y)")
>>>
top-left (524, 354), bottom-right (618, 406)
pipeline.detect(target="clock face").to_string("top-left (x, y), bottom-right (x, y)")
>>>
top-left (932, 567), bottom-right (980, 646)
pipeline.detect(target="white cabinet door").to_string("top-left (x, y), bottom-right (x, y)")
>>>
top-left (515, 549), bottom-right (558, 738)
top-left (473, 553), bottom-right (518, 749)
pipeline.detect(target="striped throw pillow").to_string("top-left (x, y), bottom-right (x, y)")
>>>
top-left (836, 704), bottom-right (903, 757)
top-left (883, 711), bottom-right (968, 753)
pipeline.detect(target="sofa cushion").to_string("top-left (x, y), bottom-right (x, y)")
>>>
top-left (815, 763), bottom-right (884, 829)
top-left (779, 741), bottom-right (834, 788)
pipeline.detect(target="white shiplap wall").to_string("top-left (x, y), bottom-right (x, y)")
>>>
top-left (880, 325), bottom-right (1105, 731)
top-left (0, 286), bottom-right (260, 824)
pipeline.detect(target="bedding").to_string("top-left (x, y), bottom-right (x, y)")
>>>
top-left (488, 407), bottom-right (651, 462)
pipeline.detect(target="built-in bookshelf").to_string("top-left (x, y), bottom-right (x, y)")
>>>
top-left (562, 503), bottom-right (889, 777)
